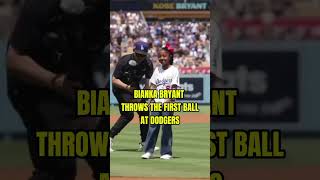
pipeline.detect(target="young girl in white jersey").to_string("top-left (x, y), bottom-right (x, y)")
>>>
top-left (141, 43), bottom-right (180, 160)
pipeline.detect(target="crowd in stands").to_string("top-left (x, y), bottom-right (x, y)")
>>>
top-left (220, 0), bottom-right (320, 41)
top-left (110, 11), bottom-right (149, 69)
top-left (2, 1), bottom-right (320, 74)
top-left (110, 11), bottom-right (210, 73)
top-left (220, 0), bottom-right (297, 19)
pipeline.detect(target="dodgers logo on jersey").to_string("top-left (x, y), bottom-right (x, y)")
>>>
top-left (155, 79), bottom-right (172, 86)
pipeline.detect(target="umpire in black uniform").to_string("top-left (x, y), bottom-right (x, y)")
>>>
top-left (110, 41), bottom-right (153, 152)
top-left (6, 0), bottom-right (108, 179)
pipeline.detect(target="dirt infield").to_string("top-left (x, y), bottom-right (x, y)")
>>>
top-left (2, 166), bottom-right (320, 180)
top-left (0, 167), bottom-right (208, 180)
top-left (111, 114), bottom-right (209, 124)
top-left (111, 177), bottom-right (208, 180)
top-left (109, 166), bottom-right (320, 180)
top-left (219, 166), bottom-right (320, 180)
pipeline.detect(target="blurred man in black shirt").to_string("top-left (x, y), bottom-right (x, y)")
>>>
top-left (6, 0), bottom-right (108, 179)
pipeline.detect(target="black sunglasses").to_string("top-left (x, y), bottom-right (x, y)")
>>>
top-left (136, 53), bottom-right (147, 58)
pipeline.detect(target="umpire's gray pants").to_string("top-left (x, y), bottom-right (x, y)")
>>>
top-left (144, 111), bottom-right (173, 155)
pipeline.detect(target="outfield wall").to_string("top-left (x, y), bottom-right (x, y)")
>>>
top-left (1, 41), bottom-right (320, 135)
top-left (213, 41), bottom-right (320, 134)
top-left (110, 73), bottom-right (210, 105)
top-left (0, 41), bottom-right (210, 134)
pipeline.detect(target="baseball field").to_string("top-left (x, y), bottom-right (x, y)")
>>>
top-left (0, 105), bottom-right (210, 180)
top-left (109, 104), bottom-right (210, 180)
top-left (0, 105), bottom-right (320, 180)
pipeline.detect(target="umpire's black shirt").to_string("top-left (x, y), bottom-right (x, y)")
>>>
top-left (7, 0), bottom-right (107, 96)
top-left (113, 53), bottom-right (153, 94)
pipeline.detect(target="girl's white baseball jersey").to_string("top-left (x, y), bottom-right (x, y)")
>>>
top-left (150, 65), bottom-right (180, 103)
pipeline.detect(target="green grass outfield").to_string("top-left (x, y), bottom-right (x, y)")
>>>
top-left (0, 123), bottom-right (210, 178)
top-left (110, 123), bottom-right (210, 178)
top-left (0, 138), bottom-right (320, 176)
top-left (214, 137), bottom-right (320, 168)
top-left (109, 105), bottom-right (210, 178)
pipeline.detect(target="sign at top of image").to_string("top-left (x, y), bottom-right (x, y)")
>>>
top-left (176, 3), bottom-right (208, 10)
top-left (153, 2), bottom-right (175, 10)
top-left (152, 2), bottom-right (209, 10)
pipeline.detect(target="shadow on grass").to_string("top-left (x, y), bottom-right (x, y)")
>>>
top-left (147, 156), bottom-right (181, 160)
top-left (113, 148), bottom-right (140, 152)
